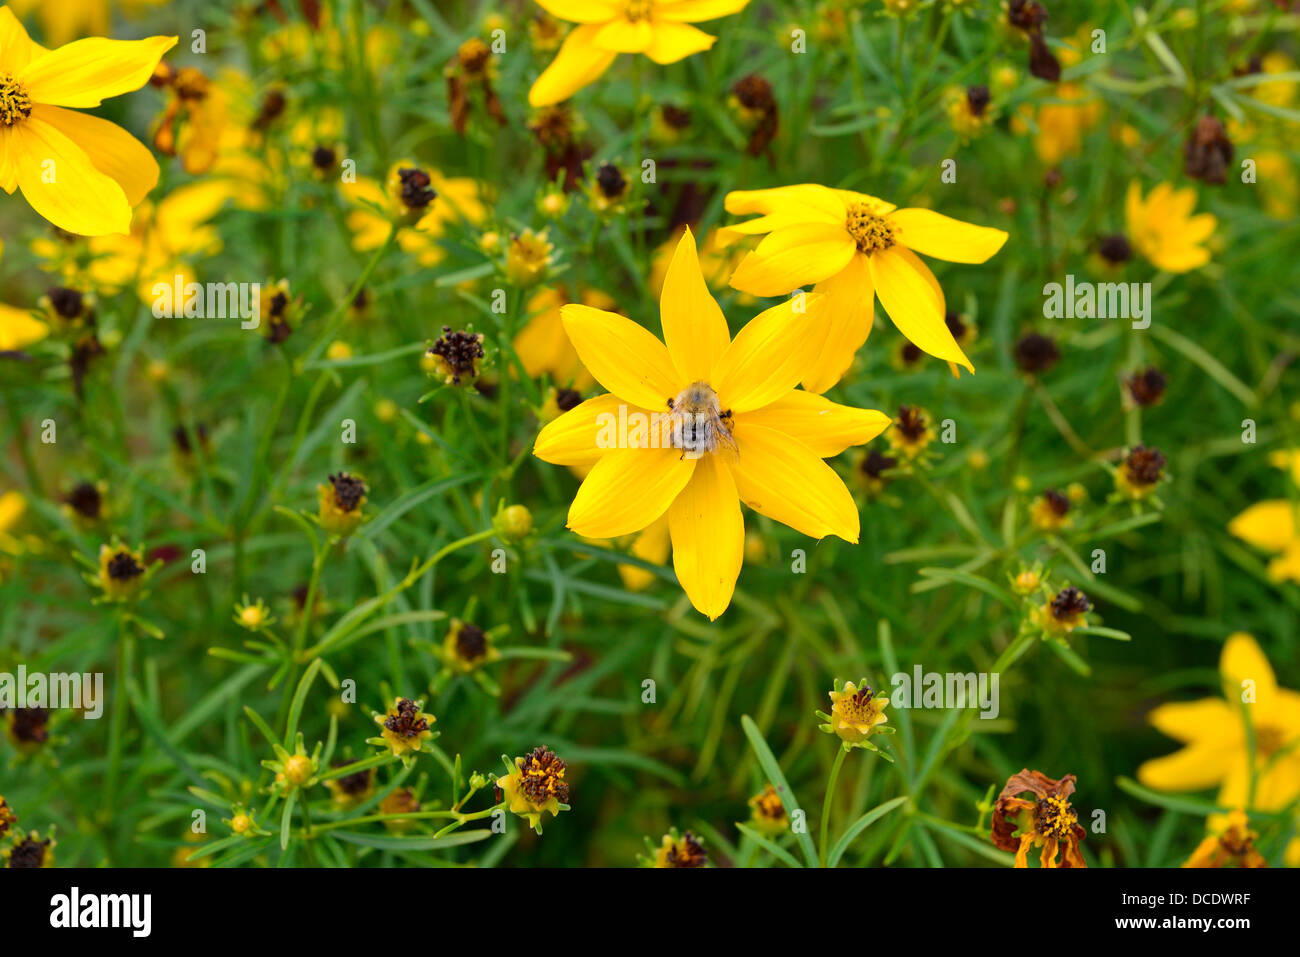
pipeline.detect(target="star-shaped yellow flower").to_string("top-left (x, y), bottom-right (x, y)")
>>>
top-left (0, 6), bottom-right (175, 235)
top-left (1138, 633), bottom-right (1300, 818)
top-left (528, 0), bottom-right (751, 107)
top-left (533, 227), bottom-right (890, 619)
top-left (1229, 451), bottom-right (1300, 585)
top-left (724, 184), bottom-right (1008, 391)
top-left (1125, 180), bottom-right (1216, 274)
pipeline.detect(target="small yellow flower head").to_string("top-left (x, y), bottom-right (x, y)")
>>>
top-left (265, 738), bottom-right (320, 796)
top-left (386, 162), bottom-right (439, 224)
top-left (744, 531), bottom-right (768, 564)
top-left (379, 788), bottom-right (421, 832)
top-left (227, 807), bottom-right (261, 836)
top-left (39, 286), bottom-right (96, 330)
top-left (493, 504), bottom-right (534, 543)
top-left (427, 326), bottom-right (485, 386)
top-left (323, 759), bottom-right (375, 808)
top-left (373, 398), bottom-right (399, 423)
top-left (442, 619), bottom-right (501, 674)
top-left (316, 472), bottom-right (368, 537)
top-left (3, 830), bottom-right (55, 868)
top-left (309, 143), bottom-right (344, 179)
top-left (652, 103), bottom-right (692, 142)
top-left (650, 830), bottom-right (708, 868)
top-left (233, 596), bottom-right (273, 631)
top-left (479, 230), bottom-right (503, 255)
top-left (1039, 586), bottom-right (1091, 635)
top-left (96, 542), bottom-right (148, 603)
top-left (284, 755), bottom-right (314, 786)
top-left (0, 795), bottom-right (17, 840)
top-left (482, 13), bottom-right (508, 35)
top-left (823, 679), bottom-right (889, 745)
top-left (1011, 567), bottom-right (1042, 596)
top-left (880, 0), bottom-right (921, 17)
top-left (537, 186), bottom-right (570, 220)
top-left (1030, 489), bottom-right (1072, 531)
top-left (947, 84), bottom-right (994, 140)
top-left (496, 746), bottom-right (571, 833)
top-left (505, 229), bottom-right (553, 287)
top-left (326, 340), bottom-right (353, 361)
top-left (145, 359), bottom-right (170, 383)
top-left (1066, 482), bottom-right (1088, 504)
top-left (1013, 474), bottom-right (1032, 493)
top-left (587, 162), bottom-right (630, 215)
top-left (1184, 809), bottom-right (1267, 869)
top-left (968, 449), bottom-right (990, 471)
top-left (528, 12), bottom-right (564, 53)
top-left (1115, 445), bottom-right (1167, 500)
top-left (372, 698), bottom-right (436, 758)
top-left (886, 405), bottom-right (932, 460)
top-left (1125, 181), bottom-right (1216, 273)
top-left (747, 784), bottom-right (789, 837)
top-left (261, 279), bottom-right (297, 345)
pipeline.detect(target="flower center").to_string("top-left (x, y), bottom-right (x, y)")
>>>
top-left (845, 202), bottom-right (896, 254)
top-left (667, 382), bottom-right (735, 459)
top-left (625, 0), bottom-right (655, 21)
top-left (0, 74), bottom-right (31, 126)
top-left (1034, 795), bottom-right (1077, 838)
top-left (841, 685), bottom-right (875, 721)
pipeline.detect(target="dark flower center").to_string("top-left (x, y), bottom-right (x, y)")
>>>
top-left (0, 74), bottom-right (31, 126)
top-left (1098, 234), bottom-right (1132, 264)
top-left (518, 746), bottom-right (570, 805)
top-left (397, 167), bottom-right (437, 209)
top-left (7, 836), bottom-right (49, 868)
top-left (861, 449), bottom-right (898, 479)
top-left (383, 698), bottom-right (430, 738)
top-left (1050, 586), bottom-right (1091, 620)
top-left (65, 482), bottom-right (102, 519)
top-left (1014, 332), bottom-right (1059, 373)
top-left (329, 472), bottom-right (366, 512)
top-left (107, 551), bottom-right (144, 581)
top-left (1124, 445), bottom-right (1166, 485)
top-left (665, 831), bottom-right (707, 868)
top-left (429, 326), bottom-right (485, 384)
top-left (455, 622), bottom-right (489, 662)
top-left (896, 405), bottom-right (927, 441)
top-left (10, 707), bottom-right (49, 744)
top-left (47, 287), bottom-right (84, 319)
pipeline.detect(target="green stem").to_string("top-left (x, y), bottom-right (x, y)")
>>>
top-left (819, 747), bottom-right (848, 867)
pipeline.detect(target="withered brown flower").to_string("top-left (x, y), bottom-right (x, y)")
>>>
top-left (991, 769), bottom-right (1087, 868)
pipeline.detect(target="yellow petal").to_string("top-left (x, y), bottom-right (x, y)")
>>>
top-left (712, 294), bottom-right (829, 414)
top-left (869, 246), bottom-right (971, 371)
top-left (36, 104), bottom-right (157, 206)
top-left (528, 24), bottom-right (618, 107)
top-left (886, 207), bottom-right (1008, 264)
top-left (0, 6), bottom-right (48, 74)
top-left (535, 0), bottom-right (622, 22)
top-left (659, 226), bottom-right (730, 383)
top-left (729, 223), bottom-right (856, 297)
top-left (730, 421), bottom-right (859, 542)
top-left (0, 303), bottom-right (48, 350)
top-left (21, 35), bottom-right (178, 108)
top-left (735, 391), bottom-right (890, 457)
top-left (1137, 742), bottom-right (1233, 791)
top-left (1228, 500), bottom-right (1297, 552)
top-left (802, 253), bottom-right (872, 393)
top-left (535, 393), bottom-right (634, 466)
top-left (14, 114), bottom-right (131, 235)
top-left (656, 0), bottom-right (751, 21)
top-left (567, 446), bottom-right (696, 538)
top-left (725, 184), bottom-right (845, 221)
top-left (643, 21), bottom-right (715, 63)
top-left (1147, 698), bottom-right (1236, 744)
top-left (1220, 632), bottom-right (1277, 706)
top-left (668, 455), bottom-right (744, 619)
top-left (594, 17), bottom-right (654, 52)
top-left (0, 125), bottom-right (17, 193)
top-left (561, 303), bottom-right (682, 410)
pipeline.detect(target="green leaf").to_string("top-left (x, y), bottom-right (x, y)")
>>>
top-left (740, 715), bottom-right (819, 868)
top-left (827, 795), bottom-right (910, 867)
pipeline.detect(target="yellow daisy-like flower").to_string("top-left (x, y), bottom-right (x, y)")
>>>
top-left (1138, 633), bottom-right (1300, 826)
top-left (95, 541), bottom-right (147, 602)
top-left (532, 228), bottom-right (890, 619)
top-left (496, 746), bottom-right (571, 833)
top-left (343, 167), bottom-right (486, 266)
top-left (1183, 809), bottom-right (1267, 868)
top-left (1124, 181), bottom-right (1216, 273)
top-left (371, 697), bottom-right (436, 758)
top-left (514, 285), bottom-right (616, 390)
top-left (441, 618), bottom-right (502, 674)
top-left (0, 6), bottom-right (176, 235)
top-left (724, 184), bottom-right (1008, 390)
top-left (1229, 499), bottom-right (1300, 585)
top-left (747, 784), bottom-right (789, 837)
top-left (527, 0), bottom-right (751, 107)
top-left (824, 678), bottom-right (889, 744)
top-left (316, 471), bottom-right (367, 538)
top-left (0, 302), bottom-right (46, 350)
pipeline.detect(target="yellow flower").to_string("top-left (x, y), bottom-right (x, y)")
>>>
top-left (647, 829), bottom-right (708, 867)
top-left (1114, 444), bottom-right (1167, 500)
top-left (1037, 586), bottom-right (1090, 635)
top-left (493, 504), bottom-right (534, 542)
top-left (725, 184), bottom-right (1007, 390)
top-left (1230, 499), bottom-right (1300, 585)
top-left (496, 746), bottom-right (571, 833)
top-left (316, 472), bottom-right (367, 537)
top-left (371, 698), bottom-right (436, 758)
top-left (0, 489), bottom-right (26, 556)
top-left (527, 0), bottom-right (751, 107)
top-left (344, 168), bottom-right (486, 266)
top-left (1139, 633), bottom-right (1300, 824)
top-left (1022, 82), bottom-right (1102, 165)
top-left (1183, 809), bottom-right (1267, 868)
top-left (233, 596), bottom-right (273, 631)
top-left (822, 678), bottom-right (889, 745)
top-left (532, 228), bottom-right (890, 619)
top-left (1030, 489), bottom-right (1071, 531)
top-left (0, 6), bottom-right (175, 235)
top-left (2, 829), bottom-right (54, 867)
top-left (505, 228), bottom-right (554, 286)
top-left (747, 784), bottom-right (789, 837)
top-left (95, 541), bottom-right (147, 602)
top-left (992, 769), bottom-right (1087, 868)
top-left (514, 285), bottom-right (614, 390)
top-left (0, 302), bottom-right (46, 350)
top-left (1125, 181), bottom-right (1216, 273)
top-left (441, 618), bottom-right (502, 674)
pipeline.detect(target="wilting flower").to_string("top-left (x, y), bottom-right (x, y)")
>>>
top-left (1114, 445), bottom-right (1166, 500)
top-left (323, 760), bottom-right (375, 808)
top-left (991, 769), bottom-right (1087, 868)
top-left (496, 746), bottom-right (571, 833)
top-left (3, 830), bottom-right (54, 868)
top-left (817, 678), bottom-right (890, 752)
top-left (379, 788), bottom-right (421, 831)
top-left (1228, 454), bottom-right (1300, 584)
top-left (316, 472), bottom-right (367, 537)
top-left (1030, 489), bottom-right (1071, 531)
top-left (532, 228), bottom-right (890, 619)
top-left (1139, 633), bottom-right (1300, 825)
top-left (5, 706), bottom-right (48, 753)
top-left (370, 698), bottom-right (436, 759)
top-left (427, 326), bottom-right (485, 386)
top-left (1184, 809), bottom-right (1267, 868)
top-left (151, 64), bottom-right (227, 174)
top-left (441, 619), bottom-right (502, 674)
top-left (1125, 182), bottom-right (1216, 273)
top-left (645, 828), bottom-right (708, 867)
top-left (446, 37), bottom-right (505, 136)
top-left (1125, 367), bottom-right (1167, 408)
top-left (747, 784), bottom-right (789, 837)
top-left (725, 184), bottom-right (1007, 389)
top-left (1184, 114), bottom-right (1233, 185)
top-left (0, 7), bottom-right (176, 235)
top-left (1037, 585), bottom-right (1090, 635)
top-left (853, 448), bottom-right (898, 499)
top-left (730, 73), bottom-right (778, 156)
top-left (527, 0), bottom-right (751, 107)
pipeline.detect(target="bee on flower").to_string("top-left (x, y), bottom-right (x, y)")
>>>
top-left (991, 769), bottom-right (1087, 868)
top-left (495, 746), bottom-right (571, 833)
